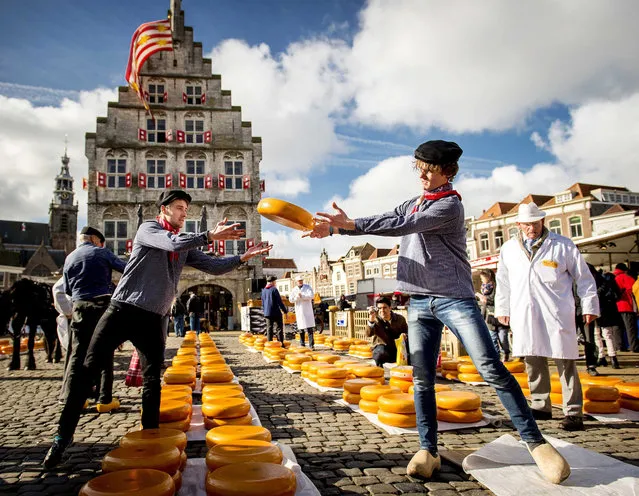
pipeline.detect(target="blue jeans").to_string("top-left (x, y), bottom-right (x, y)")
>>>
top-left (173, 315), bottom-right (185, 337)
top-left (408, 295), bottom-right (542, 454)
top-left (189, 313), bottom-right (200, 334)
top-left (490, 324), bottom-right (510, 356)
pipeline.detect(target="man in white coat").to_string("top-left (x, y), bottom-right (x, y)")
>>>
top-left (52, 277), bottom-right (73, 403)
top-left (495, 202), bottom-right (599, 432)
top-left (290, 275), bottom-right (316, 349)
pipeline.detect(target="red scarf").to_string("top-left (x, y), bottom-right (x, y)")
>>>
top-left (410, 189), bottom-right (462, 215)
top-left (156, 216), bottom-right (180, 261)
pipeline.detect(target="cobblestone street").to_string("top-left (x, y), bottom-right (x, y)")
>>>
top-left (0, 332), bottom-right (638, 495)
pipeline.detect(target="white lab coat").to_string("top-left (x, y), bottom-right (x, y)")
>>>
top-left (495, 232), bottom-right (599, 359)
top-left (52, 277), bottom-right (73, 352)
top-left (289, 284), bottom-right (315, 330)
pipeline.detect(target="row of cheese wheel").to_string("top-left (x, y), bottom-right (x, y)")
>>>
top-left (0, 337), bottom-right (46, 354)
top-left (301, 361), bottom-right (385, 388)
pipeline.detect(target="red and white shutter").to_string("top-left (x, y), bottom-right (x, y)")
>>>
top-left (247, 239), bottom-right (255, 249)
top-left (204, 130), bottom-right (212, 143)
top-left (82, 177), bottom-right (88, 190)
top-left (201, 93), bottom-right (206, 104)
top-left (125, 172), bottom-right (132, 188)
top-left (97, 171), bottom-right (107, 188)
top-left (138, 172), bottom-right (147, 188)
top-left (208, 243), bottom-right (214, 252)
top-left (166, 129), bottom-right (174, 142)
top-left (218, 174), bottom-right (225, 189)
top-left (126, 239), bottom-right (133, 253)
top-left (176, 130), bottom-right (185, 143)
top-left (242, 174), bottom-right (251, 189)
top-left (217, 240), bottom-right (225, 256)
top-left (179, 173), bottom-right (187, 188)
top-left (165, 173), bottom-right (173, 188)
top-left (182, 92), bottom-right (187, 103)
top-left (259, 179), bottom-right (265, 192)
top-left (138, 128), bottom-right (147, 141)
top-left (205, 174), bottom-right (213, 189)
top-left (163, 91), bottom-right (168, 102)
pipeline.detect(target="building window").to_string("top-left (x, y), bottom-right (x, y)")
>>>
top-left (185, 119), bottom-right (204, 144)
top-left (60, 214), bottom-right (69, 233)
top-left (479, 233), bottom-right (489, 252)
top-left (508, 227), bottom-right (518, 239)
top-left (184, 220), bottom-right (200, 233)
top-left (107, 158), bottom-right (127, 188)
top-left (555, 192), bottom-right (573, 203)
top-left (147, 118), bottom-right (166, 143)
top-left (383, 265), bottom-right (391, 275)
top-left (148, 83), bottom-right (165, 104)
top-left (349, 282), bottom-right (355, 293)
top-left (366, 269), bottom-right (372, 276)
top-left (0, 272), bottom-right (4, 288)
top-left (224, 160), bottom-right (243, 189)
top-left (336, 272), bottom-right (341, 281)
top-left (186, 159), bottom-right (206, 189)
top-left (147, 159), bottom-right (166, 189)
top-left (549, 219), bottom-right (562, 235)
top-left (494, 230), bottom-right (504, 249)
top-left (392, 263), bottom-right (397, 273)
top-left (185, 84), bottom-right (203, 105)
top-left (374, 267), bottom-right (380, 275)
top-left (569, 216), bottom-right (583, 238)
top-left (104, 220), bottom-right (128, 256)
top-left (224, 220), bottom-right (247, 255)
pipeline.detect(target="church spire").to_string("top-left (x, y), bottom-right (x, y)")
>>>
top-left (170, 0), bottom-right (184, 44)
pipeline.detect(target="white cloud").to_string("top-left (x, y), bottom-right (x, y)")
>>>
top-left (0, 89), bottom-right (116, 225)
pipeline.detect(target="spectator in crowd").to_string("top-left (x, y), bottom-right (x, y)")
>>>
top-left (496, 202), bottom-right (599, 432)
top-left (338, 294), bottom-right (351, 310)
top-left (613, 263), bottom-right (639, 352)
top-left (261, 275), bottom-right (288, 343)
top-left (476, 269), bottom-right (510, 362)
top-left (52, 276), bottom-right (73, 403)
top-left (171, 297), bottom-right (187, 337)
top-left (290, 275), bottom-right (316, 349)
top-left (186, 292), bottom-right (203, 334)
top-left (594, 271), bottom-right (623, 369)
top-left (366, 296), bottom-right (408, 367)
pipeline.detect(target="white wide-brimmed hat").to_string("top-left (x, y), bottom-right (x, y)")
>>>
top-left (295, 274), bottom-right (304, 281)
top-left (516, 202), bottom-right (546, 223)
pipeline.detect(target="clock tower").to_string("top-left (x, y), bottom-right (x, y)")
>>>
top-left (49, 144), bottom-right (78, 254)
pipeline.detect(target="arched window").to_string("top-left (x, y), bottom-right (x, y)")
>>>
top-left (549, 219), bottom-right (562, 235)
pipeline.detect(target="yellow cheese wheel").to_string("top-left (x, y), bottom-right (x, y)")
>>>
top-left (285, 354), bottom-right (312, 364)
top-left (160, 391), bottom-right (193, 405)
top-left (317, 367), bottom-right (347, 379)
top-left (300, 362), bottom-right (314, 372)
top-left (437, 407), bottom-right (483, 423)
top-left (205, 441), bottom-right (283, 471)
top-left (120, 428), bottom-right (187, 453)
top-left (584, 386), bottom-right (619, 402)
top-left (159, 400), bottom-right (191, 423)
top-left (202, 398), bottom-right (251, 419)
top-left (158, 417), bottom-right (191, 432)
top-left (360, 385), bottom-right (401, 401)
top-left (202, 383), bottom-right (243, 394)
top-left (179, 451), bottom-right (187, 472)
top-left (300, 371), bottom-right (310, 379)
top-left (202, 390), bottom-right (245, 403)
top-left (521, 388), bottom-right (531, 398)
top-left (342, 391), bottom-right (361, 404)
top-left (172, 470), bottom-right (182, 492)
top-left (307, 374), bottom-right (317, 382)
top-left (163, 366), bottom-right (196, 384)
top-left (441, 360), bottom-right (459, 371)
top-left (457, 363), bottom-right (478, 374)
top-left (264, 341), bottom-right (282, 348)
top-left (436, 391), bottom-right (481, 411)
top-left (549, 392), bottom-right (563, 405)
top-left (316, 378), bottom-right (346, 388)
top-left (78, 469), bottom-right (175, 496)
top-left (512, 373), bottom-right (528, 388)
top-left (205, 425), bottom-right (272, 449)
top-left (443, 371), bottom-right (459, 381)
top-left (307, 362), bottom-right (335, 373)
top-left (504, 361), bottom-right (525, 373)
top-left (579, 375), bottom-right (624, 387)
top-left (617, 382), bottom-right (639, 399)
top-left (334, 359), bottom-right (360, 368)
top-left (457, 355), bottom-right (473, 363)
top-left (204, 414), bottom-right (253, 430)
top-left (201, 356), bottom-right (227, 366)
top-left (161, 385), bottom-right (193, 394)
top-left (352, 366), bottom-right (384, 378)
top-left (257, 197), bottom-right (315, 231)
top-left (316, 354), bottom-right (341, 363)
top-left (172, 356), bottom-right (197, 367)
top-left (584, 400), bottom-right (620, 414)
top-left (177, 348), bottom-right (197, 356)
top-left (390, 366), bottom-right (413, 379)
top-left (201, 369), bottom-right (234, 384)
top-left (389, 377), bottom-right (413, 393)
top-left (378, 393), bottom-right (415, 414)
top-left (344, 378), bottom-right (380, 393)
top-left (550, 380), bottom-right (563, 394)
top-left (286, 363), bottom-right (302, 371)
top-left (102, 445), bottom-right (181, 475)
top-left (619, 397), bottom-right (639, 411)
top-left (205, 461), bottom-right (296, 496)
top-left (458, 373), bottom-right (484, 383)
top-left (358, 399), bottom-right (379, 413)
top-left (377, 410), bottom-right (417, 428)
top-left (200, 347), bottom-right (219, 355)
top-left (407, 383), bottom-right (451, 395)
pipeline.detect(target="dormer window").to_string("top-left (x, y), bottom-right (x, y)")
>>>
top-left (555, 191), bottom-right (574, 204)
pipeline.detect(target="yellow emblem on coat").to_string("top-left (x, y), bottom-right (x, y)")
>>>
top-left (541, 259), bottom-right (558, 268)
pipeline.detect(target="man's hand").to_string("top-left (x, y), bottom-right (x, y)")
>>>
top-left (368, 307), bottom-right (377, 323)
top-left (303, 202), bottom-right (355, 239)
top-left (239, 242), bottom-right (273, 262)
top-left (497, 316), bottom-right (510, 326)
top-left (583, 314), bottom-right (597, 325)
top-left (208, 218), bottom-right (245, 241)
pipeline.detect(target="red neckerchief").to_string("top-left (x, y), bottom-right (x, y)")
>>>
top-left (265, 283), bottom-right (275, 289)
top-left (410, 188), bottom-right (462, 215)
top-left (156, 216), bottom-right (180, 261)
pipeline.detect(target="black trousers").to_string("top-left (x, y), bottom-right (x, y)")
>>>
top-left (372, 344), bottom-right (396, 367)
top-left (299, 328), bottom-right (314, 348)
top-left (265, 316), bottom-right (284, 343)
top-left (577, 318), bottom-right (598, 368)
top-left (620, 312), bottom-right (639, 352)
top-left (58, 301), bottom-right (166, 441)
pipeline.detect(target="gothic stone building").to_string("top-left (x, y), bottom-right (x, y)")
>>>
top-left (85, 3), bottom-right (263, 327)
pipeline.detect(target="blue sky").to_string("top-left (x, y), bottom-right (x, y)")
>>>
top-left (1, 1), bottom-right (638, 268)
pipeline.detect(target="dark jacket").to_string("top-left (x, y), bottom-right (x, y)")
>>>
top-left (365, 311), bottom-right (408, 348)
top-left (338, 298), bottom-right (351, 310)
top-left (261, 285), bottom-right (287, 319)
top-left (598, 272), bottom-right (622, 327)
top-left (171, 299), bottom-right (186, 317)
top-left (187, 295), bottom-right (203, 314)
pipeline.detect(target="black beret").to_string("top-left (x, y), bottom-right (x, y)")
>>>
top-left (80, 226), bottom-right (105, 242)
top-left (414, 140), bottom-right (463, 165)
top-left (156, 190), bottom-right (192, 208)
top-left (266, 275), bottom-right (277, 282)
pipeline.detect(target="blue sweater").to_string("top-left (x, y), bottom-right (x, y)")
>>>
top-left (112, 221), bottom-right (243, 315)
top-left (349, 194), bottom-right (474, 299)
top-left (261, 285), bottom-right (288, 318)
top-left (63, 242), bottom-right (127, 301)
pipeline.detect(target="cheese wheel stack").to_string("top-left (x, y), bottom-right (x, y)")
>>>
top-left (205, 425), bottom-right (272, 449)
top-left (239, 332), bottom-right (253, 344)
top-left (579, 374), bottom-right (624, 388)
top-left (377, 393), bottom-right (416, 427)
top-left (205, 462), bottom-right (296, 496)
top-left (358, 384), bottom-right (401, 413)
top-left (78, 469), bottom-right (176, 496)
top-left (315, 353), bottom-right (342, 364)
top-left (440, 360), bottom-right (459, 381)
top-left (583, 386), bottom-right (621, 414)
top-left (504, 360), bottom-right (526, 373)
top-left (242, 334), bottom-right (257, 347)
top-left (302, 361), bottom-right (334, 382)
top-left (282, 353), bottom-right (312, 370)
top-left (331, 338), bottom-right (351, 351)
top-left (314, 334), bottom-right (326, 346)
top-left (101, 444), bottom-right (182, 478)
top-left (617, 382), bottom-right (639, 411)
top-left (407, 383), bottom-right (451, 395)
top-left (202, 396), bottom-right (252, 430)
top-left (206, 440), bottom-right (283, 471)
top-left (351, 365), bottom-right (385, 383)
top-left (456, 362), bottom-right (484, 383)
top-left (264, 347), bottom-right (288, 364)
top-left (315, 365), bottom-right (348, 388)
top-left (389, 366), bottom-right (413, 393)
top-left (349, 344), bottom-right (373, 358)
top-left (343, 378), bottom-right (379, 404)
top-left (253, 336), bottom-right (267, 351)
top-left (436, 390), bottom-right (482, 423)
top-left (163, 366), bottom-right (196, 389)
